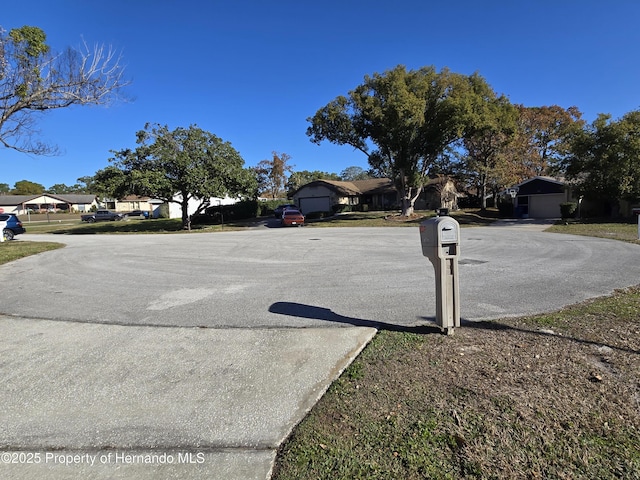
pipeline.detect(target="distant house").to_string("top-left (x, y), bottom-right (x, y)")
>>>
top-left (0, 194), bottom-right (98, 214)
top-left (151, 194), bottom-right (240, 219)
top-left (112, 195), bottom-right (154, 214)
top-left (291, 178), bottom-right (395, 214)
top-left (508, 177), bottom-right (571, 218)
top-left (421, 177), bottom-right (460, 211)
top-left (291, 176), bottom-right (459, 214)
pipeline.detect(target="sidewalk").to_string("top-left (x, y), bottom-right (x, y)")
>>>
top-left (0, 316), bottom-right (376, 479)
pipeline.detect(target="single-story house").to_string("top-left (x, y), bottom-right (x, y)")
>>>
top-left (291, 177), bottom-right (460, 214)
top-left (151, 194), bottom-right (241, 219)
top-left (507, 176), bottom-right (571, 218)
top-left (291, 178), bottom-right (395, 213)
top-left (0, 194), bottom-right (98, 214)
top-left (105, 195), bottom-right (154, 214)
top-left (422, 177), bottom-right (461, 211)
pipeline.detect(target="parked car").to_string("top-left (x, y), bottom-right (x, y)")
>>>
top-left (81, 210), bottom-right (124, 222)
top-left (274, 204), bottom-right (298, 218)
top-left (1, 214), bottom-right (26, 241)
top-left (281, 209), bottom-right (305, 227)
top-left (126, 210), bottom-right (149, 219)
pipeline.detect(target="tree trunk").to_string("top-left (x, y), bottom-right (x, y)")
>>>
top-left (396, 168), bottom-right (425, 216)
top-left (181, 199), bottom-right (191, 230)
top-left (401, 197), bottom-right (414, 217)
top-left (400, 186), bottom-right (422, 216)
top-left (480, 175), bottom-right (488, 211)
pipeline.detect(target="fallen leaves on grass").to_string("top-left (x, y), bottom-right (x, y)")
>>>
top-left (273, 287), bottom-right (640, 480)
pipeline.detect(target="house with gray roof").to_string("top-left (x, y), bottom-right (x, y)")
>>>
top-left (0, 194), bottom-right (98, 214)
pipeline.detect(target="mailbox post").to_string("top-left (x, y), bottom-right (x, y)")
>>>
top-left (0, 219), bottom-right (6, 242)
top-left (419, 212), bottom-right (460, 334)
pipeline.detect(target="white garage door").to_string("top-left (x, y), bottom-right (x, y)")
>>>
top-left (299, 197), bottom-right (331, 214)
top-left (529, 194), bottom-right (564, 218)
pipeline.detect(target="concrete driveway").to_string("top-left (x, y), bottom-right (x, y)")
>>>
top-left (1, 224), bottom-right (639, 479)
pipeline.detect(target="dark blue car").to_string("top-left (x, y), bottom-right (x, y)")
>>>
top-left (273, 204), bottom-right (297, 218)
top-left (1, 214), bottom-right (26, 241)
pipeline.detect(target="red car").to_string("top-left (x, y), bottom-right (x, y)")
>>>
top-left (281, 209), bottom-right (305, 227)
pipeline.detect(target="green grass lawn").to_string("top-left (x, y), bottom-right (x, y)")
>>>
top-left (0, 240), bottom-right (64, 265)
top-left (273, 290), bottom-right (640, 480)
top-left (547, 219), bottom-right (640, 244)
top-left (306, 209), bottom-right (500, 228)
top-left (22, 217), bottom-right (239, 235)
top-left (21, 209), bottom-right (500, 234)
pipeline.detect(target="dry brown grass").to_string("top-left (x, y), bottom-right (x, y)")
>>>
top-left (273, 287), bottom-right (640, 479)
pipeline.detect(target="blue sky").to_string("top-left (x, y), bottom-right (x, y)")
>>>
top-left (2, 0), bottom-right (640, 189)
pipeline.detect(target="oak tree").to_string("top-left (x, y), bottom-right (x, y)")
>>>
top-left (12, 179), bottom-right (45, 194)
top-left (285, 169), bottom-right (340, 196)
top-left (460, 81), bottom-right (518, 210)
top-left (109, 124), bottom-right (257, 229)
top-left (565, 111), bottom-right (640, 215)
top-left (307, 65), bottom-right (486, 216)
top-left (340, 166), bottom-right (371, 181)
top-left (513, 105), bottom-right (584, 177)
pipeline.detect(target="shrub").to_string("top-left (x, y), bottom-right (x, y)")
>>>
top-left (258, 199), bottom-right (285, 217)
top-left (497, 199), bottom-right (514, 217)
top-left (157, 203), bottom-right (170, 218)
top-left (458, 195), bottom-right (481, 209)
top-left (332, 204), bottom-right (352, 214)
top-left (202, 199), bottom-right (260, 221)
top-left (560, 202), bottom-right (577, 219)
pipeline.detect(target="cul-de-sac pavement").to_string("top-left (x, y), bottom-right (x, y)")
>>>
top-left (1, 222), bottom-right (639, 479)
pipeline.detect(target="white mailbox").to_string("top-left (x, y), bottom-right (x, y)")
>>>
top-left (420, 216), bottom-right (460, 259)
top-left (419, 214), bottom-right (460, 334)
top-left (0, 220), bottom-right (6, 242)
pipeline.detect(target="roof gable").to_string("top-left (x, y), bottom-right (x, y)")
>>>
top-left (0, 195), bottom-right (39, 205)
top-left (516, 177), bottom-right (565, 195)
top-left (293, 180), bottom-right (360, 196)
top-left (0, 194), bottom-right (97, 206)
top-left (294, 178), bottom-right (396, 197)
top-left (515, 176), bottom-right (564, 188)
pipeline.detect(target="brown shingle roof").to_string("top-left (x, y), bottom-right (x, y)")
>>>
top-left (314, 180), bottom-right (361, 195)
top-left (352, 178), bottom-right (395, 194)
top-left (294, 178), bottom-right (396, 196)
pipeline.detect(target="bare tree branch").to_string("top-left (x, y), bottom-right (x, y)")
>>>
top-left (0, 26), bottom-right (131, 155)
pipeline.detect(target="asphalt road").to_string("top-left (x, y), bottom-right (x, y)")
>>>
top-left (2, 225), bottom-right (639, 326)
top-left (1, 224), bottom-right (639, 479)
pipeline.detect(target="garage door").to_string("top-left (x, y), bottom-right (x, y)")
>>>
top-left (529, 194), bottom-right (564, 218)
top-left (299, 196), bottom-right (331, 214)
